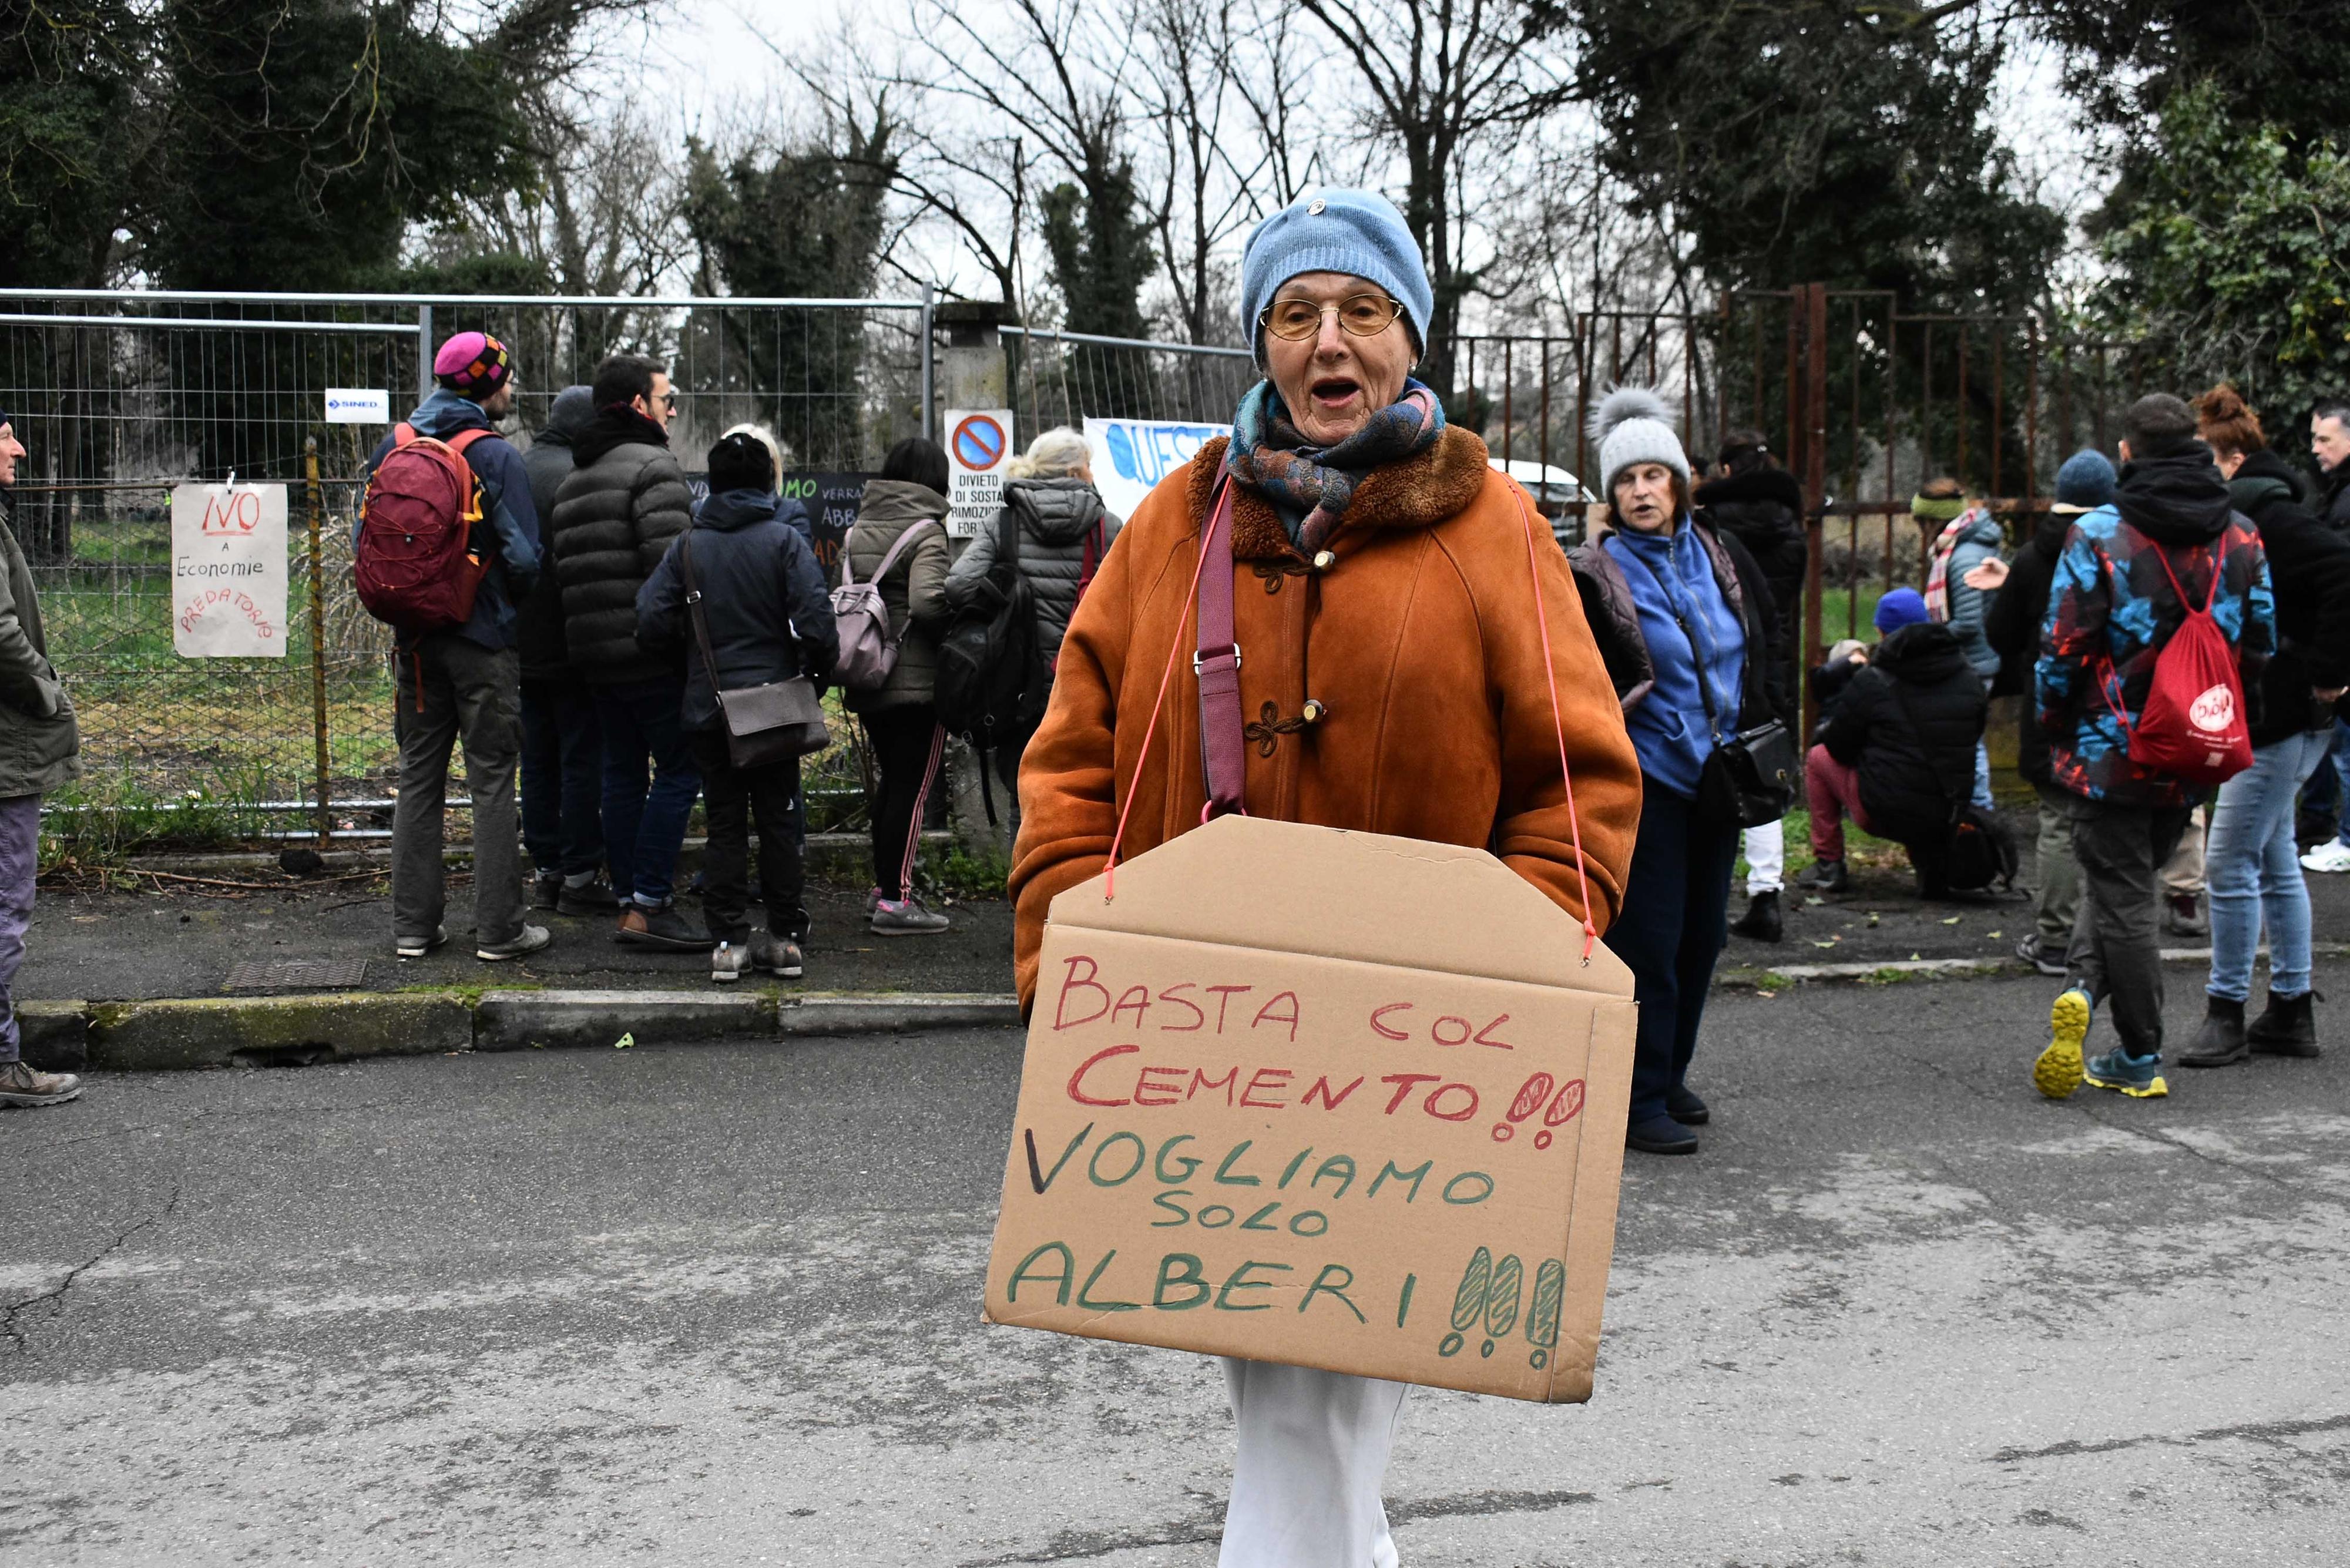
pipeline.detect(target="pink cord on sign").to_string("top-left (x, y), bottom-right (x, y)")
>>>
top-left (1102, 481), bottom-right (1230, 901)
top-left (1512, 484), bottom-right (1599, 963)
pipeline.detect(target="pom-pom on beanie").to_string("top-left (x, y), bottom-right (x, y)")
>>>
top-left (432, 331), bottom-right (512, 398)
top-left (1239, 190), bottom-right (1433, 364)
top-left (1587, 385), bottom-right (1690, 499)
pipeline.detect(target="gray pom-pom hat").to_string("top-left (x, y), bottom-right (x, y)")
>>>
top-left (1586, 385), bottom-right (1690, 501)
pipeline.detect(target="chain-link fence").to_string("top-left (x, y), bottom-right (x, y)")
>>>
top-left (0, 290), bottom-right (930, 847)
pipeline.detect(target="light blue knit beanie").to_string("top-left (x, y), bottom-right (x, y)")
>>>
top-left (1239, 190), bottom-right (1433, 365)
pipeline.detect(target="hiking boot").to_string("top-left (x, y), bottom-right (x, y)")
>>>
top-left (395, 925), bottom-right (449, 960)
top-left (2161, 892), bottom-right (2208, 938)
top-left (1794, 858), bottom-right (1848, 893)
top-left (2035, 986), bottom-right (2092, 1100)
top-left (711, 940), bottom-right (749, 983)
top-left (1730, 890), bottom-right (1782, 942)
top-left (616, 904), bottom-right (710, 951)
top-left (1666, 1084), bottom-right (1710, 1126)
top-left (530, 871), bottom-right (563, 911)
top-left (750, 931), bottom-right (804, 979)
top-left (478, 925), bottom-right (552, 962)
top-left (0, 1059), bottom-right (83, 1108)
top-left (2083, 1044), bottom-right (2169, 1099)
top-left (557, 877), bottom-right (619, 918)
top-left (2300, 840), bottom-right (2350, 874)
top-left (1626, 1113), bottom-right (1698, 1155)
top-left (2247, 989), bottom-right (2321, 1058)
top-left (2179, 995), bottom-right (2248, 1068)
top-left (2017, 932), bottom-right (2069, 978)
top-left (871, 897), bottom-right (950, 936)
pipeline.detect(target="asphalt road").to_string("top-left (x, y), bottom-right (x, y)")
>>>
top-left (5, 965), bottom-right (2346, 1566)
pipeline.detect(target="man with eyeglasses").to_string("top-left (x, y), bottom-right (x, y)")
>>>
top-left (548, 354), bottom-right (707, 951)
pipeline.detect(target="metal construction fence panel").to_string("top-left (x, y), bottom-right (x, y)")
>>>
top-left (1003, 325), bottom-right (1257, 435)
top-left (0, 290), bottom-right (930, 842)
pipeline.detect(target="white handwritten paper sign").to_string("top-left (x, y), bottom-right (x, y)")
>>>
top-left (171, 484), bottom-right (288, 658)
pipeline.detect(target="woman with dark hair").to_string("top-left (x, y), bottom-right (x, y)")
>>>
top-left (842, 437), bottom-right (955, 935)
top-left (1697, 428), bottom-right (1805, 942)
top-left (1569, 389), bottom-right (1782, 1154)
top-left (2179, 385), bottom-right (2350, 1065)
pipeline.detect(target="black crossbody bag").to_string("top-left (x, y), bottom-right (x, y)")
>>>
top-left (1628, 548), bottom-right (1797, 828)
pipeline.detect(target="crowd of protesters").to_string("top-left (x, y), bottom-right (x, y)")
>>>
top-left (309, 336), bottom-right (1117, 989)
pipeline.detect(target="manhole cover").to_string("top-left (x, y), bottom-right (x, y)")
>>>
top-left (224, 958), bottom-right (370, 992)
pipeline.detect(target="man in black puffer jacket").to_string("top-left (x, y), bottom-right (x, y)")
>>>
top-left (637, 432), bottom-right (838, 983)
top-left (1802, 608), bottom-right (1988, 898)
top-left (1981, 449), bottom-right (2116, 973)
top-left (549, 354), bottom-right (701, 951)
top-left (1696, 432), bottom-right (1807, 942)
top-left (516, 384), bottom-right (608, 918)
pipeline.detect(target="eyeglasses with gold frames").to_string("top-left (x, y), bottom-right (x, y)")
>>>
top-left (1258, 293), bottom-right (1407, 342)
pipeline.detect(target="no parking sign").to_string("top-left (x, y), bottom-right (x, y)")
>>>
top-left (945, 408), bottom-right (1014, 539)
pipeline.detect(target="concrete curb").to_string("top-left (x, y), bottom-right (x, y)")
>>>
top-left (22, 986), bottom-right (1025, 1074)
top-left (1725, 940), bottom-right (2350, 990)
top-left (126, 831), bottom-right (956, 881)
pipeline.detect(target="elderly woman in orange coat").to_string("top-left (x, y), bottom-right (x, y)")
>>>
top-left (1008, 190), bottom-right (1642, 1567)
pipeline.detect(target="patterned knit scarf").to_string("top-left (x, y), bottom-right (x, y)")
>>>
top-left (1923, 505), bottom-right (1989, 622)
top-left (1224, 377), bottom-right (1445, 554)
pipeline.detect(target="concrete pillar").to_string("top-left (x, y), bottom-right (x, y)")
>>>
top-left (932, 301), bottom-right (1012, 438)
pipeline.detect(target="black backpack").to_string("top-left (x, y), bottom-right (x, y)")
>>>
top-left (934, 502), bottom-right (1043, 754)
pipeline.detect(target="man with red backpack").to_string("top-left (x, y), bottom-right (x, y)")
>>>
top-left (359, 331), bottom-right (548, 963)
top-left (2033, 394), bottom-right (2274, 1102)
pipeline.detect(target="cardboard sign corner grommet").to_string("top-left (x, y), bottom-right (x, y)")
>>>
top-left (983, 815), bottom-right (1636, 1404)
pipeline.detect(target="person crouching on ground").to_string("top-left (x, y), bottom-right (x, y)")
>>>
top-left (636, 432), bottom-right (838, 984)
top-left (2177, 384), bottom-right (2350, 1067)
top-left (1799, 588), bottom-right (1988, 898)
top-left (1009, 188), bottom-right (1641, 1568)
top-left (1567, 388), bottom-right (1782, 1156)
top-left (0, 410), bottom-right (84, 1109)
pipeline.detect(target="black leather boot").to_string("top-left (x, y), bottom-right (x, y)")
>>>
top-left (2180, 996), bottom-right (2248, 1067)
top-left (2247, 990), bottom-right (2321, 1057)
top-left (1731, 889), bottom-right (1782, 942)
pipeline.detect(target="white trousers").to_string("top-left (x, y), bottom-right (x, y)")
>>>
top-left (1742, 817), bottom-right (1785, 895)
top-left (1218, 1359), bottom-right (1409, 1568)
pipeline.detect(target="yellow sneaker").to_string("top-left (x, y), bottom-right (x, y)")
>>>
top-left (2035, 987), bottom-right (2091, 1100)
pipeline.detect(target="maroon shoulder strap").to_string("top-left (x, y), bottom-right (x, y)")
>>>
top-left (1195, 479), bottom-right (1247, 818)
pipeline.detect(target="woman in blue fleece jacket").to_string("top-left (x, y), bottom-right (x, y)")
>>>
top-left (1569, 388), bottom-right (1781, 1156)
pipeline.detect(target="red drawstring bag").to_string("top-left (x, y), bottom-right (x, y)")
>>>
top-left (2098, 534), bottom-right (2253, 787)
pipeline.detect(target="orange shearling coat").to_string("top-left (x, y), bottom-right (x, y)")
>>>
top-left (1008, 428), bottom-right (1644, 1010)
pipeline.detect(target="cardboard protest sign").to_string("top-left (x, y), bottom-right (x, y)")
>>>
top-left (945, 408), bottom-right (1013, 538)
top-left (171, 483), bottom-right (289, 658)
top-left (984, 815), bottom-right (1637, 1403)
top-left (1083, 417), bottom-right (1230, 522)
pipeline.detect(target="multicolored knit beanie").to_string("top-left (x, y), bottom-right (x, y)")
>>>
top-left (432, 331), bottom-right (512, 397)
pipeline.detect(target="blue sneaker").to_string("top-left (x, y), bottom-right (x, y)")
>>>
top-left (2035, 987), bottom-right (2092, 1099)
top-left (2083, 1045), bottom-right (2170, 1099)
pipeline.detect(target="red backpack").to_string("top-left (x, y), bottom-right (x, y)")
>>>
top-left (355, 425), bottom-right (493, 632)
top-left (2100, 535), bottom-right (2254, 787)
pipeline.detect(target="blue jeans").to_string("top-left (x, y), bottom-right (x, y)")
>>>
top-left (2208, 728), bottom-right (2332, 1003)
top-left (519, 676), bottom-right (605, 879)
top-left (1972, 739), bottom-right (1995, 810)
top-left (2330, 718), bottom-right (2350, 846)
top-left (1603, 781), bottom-right (1741, 1126)
top-left (593, 674), bottom-right (701, 906)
